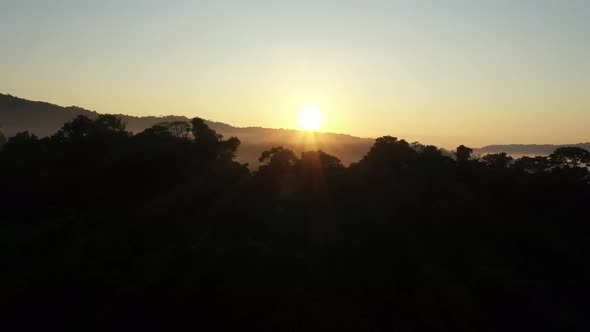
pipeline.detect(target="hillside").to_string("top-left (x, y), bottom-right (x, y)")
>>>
top-left (0, 94), bottom-right (374, 166)
top-left (3, 94), bottom-right (587, 165)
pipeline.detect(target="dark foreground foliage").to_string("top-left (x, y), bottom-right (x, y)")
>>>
top-left (1, 115), bottom-right (589, 331)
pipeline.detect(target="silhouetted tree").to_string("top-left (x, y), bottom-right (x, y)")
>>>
top-left (186, 117), bottom-right (243, 165)
top-left (191, 117), bottom-right (221, 145)
top-left (300, 150), bottom-right (344, 173)
top-left (169, 121), bottom-right (191, 138)
top-left (52, 114), bottom-right (130, 144)
top-left (53, 115), bottom-right (94, 140)
top-left (136, 124), bottom-right (175, 139)
top-left (359, 136), bottom-right (417, 171)
top-left (550, 147), bottom-right (590, 168)
top-left (2, 131), bottom-right (39, 153)
top-left (482, 152), bottom-right (513, 168)
top-left (513, 156), bottom-right (551, 173)
top-left (254, 147), bottom-right (299, 196)
top-left (153, 121), bottom-right (192, 138)
top-left (421, 145), bottom-right (445, 160)
top-left (298, 150), bottom-right (345, 197)
top-left (1, 116), bottom-right (589, 332)
top-left (0, 129), bottom-right (6, 147)
top-left (95, 114), bottom-right (126, 132)
top-left (218, 136), bottom-right (241, 162)
top-left (455, 144), bottom-right (473, 163)
top-left (258, 146), bottom-right (298, 170)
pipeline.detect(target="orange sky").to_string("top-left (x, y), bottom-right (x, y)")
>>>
top-left (2, 1), bottom-right (589, 148)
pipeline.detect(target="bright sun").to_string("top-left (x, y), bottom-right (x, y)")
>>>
top-left (297, 106), bottom-right (323, 131)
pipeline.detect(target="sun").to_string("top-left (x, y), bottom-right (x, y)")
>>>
top-left (297, 106), bottom-right (323, 131)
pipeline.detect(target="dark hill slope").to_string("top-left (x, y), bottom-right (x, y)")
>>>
top-left (0, 94), bottom-right (374, 166)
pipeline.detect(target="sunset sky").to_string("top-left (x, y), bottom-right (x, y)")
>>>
top-left (1, 0), bottom-right (588, 148)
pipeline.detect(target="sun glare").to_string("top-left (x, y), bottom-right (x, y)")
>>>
top-left (297, 106), bottom-right (323, 131)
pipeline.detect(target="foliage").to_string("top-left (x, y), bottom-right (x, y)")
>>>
top-left (482, 152), bottom-right (513, 168)
top-left (455, 144), bottom-right (473, 162)
top-left (1, 116), bottom-right (589, 331)
top-left (513, 156), bottom-right (551, 173)
top-left (153, 120), bottom-right (192, 138)
top-left (550, 146), bottom-right (590, 168)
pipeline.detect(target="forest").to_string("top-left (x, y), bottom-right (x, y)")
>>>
top-left (1, 115), bottom-right (589, 331)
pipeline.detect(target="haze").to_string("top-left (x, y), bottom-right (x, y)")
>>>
top-left (1, 0), bottom-right (588, 148)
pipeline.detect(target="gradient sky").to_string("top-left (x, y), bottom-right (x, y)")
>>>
top-left (1, 0), bottom-right (588, 147)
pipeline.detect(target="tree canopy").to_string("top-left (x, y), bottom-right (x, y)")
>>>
top-left (1, 116), bottom-right (589, 331)
top-left (550, 146), bottom-right (590, 168)
top-left (0, 129), bottom-right (6, 146)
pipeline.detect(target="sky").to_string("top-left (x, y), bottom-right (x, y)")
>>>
top-left (1, 0), bottom-right (589, 148)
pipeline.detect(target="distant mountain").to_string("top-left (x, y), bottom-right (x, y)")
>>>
top-left (5, 94), bottom-right (587, 165)
top-left (0, 93), bottom-right (374, 166)
top-left (474, 143), bottom-right (590, 158)
top-left (0, 93), bottom-right (205, 136)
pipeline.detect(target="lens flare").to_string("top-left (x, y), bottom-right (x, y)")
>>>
top-left (297, 106), bottom-right (323, 131)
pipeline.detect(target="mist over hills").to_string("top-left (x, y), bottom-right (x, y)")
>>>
top-left (0, 94), bottom-right (373, 167)
top-left (1, 93), bottom-right (587, 166)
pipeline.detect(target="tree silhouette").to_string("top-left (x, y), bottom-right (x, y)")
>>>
top-left (300, 150), bottom-right (344, 173)
top-left (0, 129), bottom-right (6, 147)
top-left (359, 136), bottom-right (417, 171)
top-left (258, 146), bottom-right (298, 170)
top-left (513, 156), bottom-right (551, 173)
top-left (482, 152), bottom-right (513, 168)
top-left (52, 114), bottom-right (130, 144)
top-left (2, 130), bottom-right (39, 153)
top-left (218, 136), bottom-right (241, 162)
top-left (153, 121), bottom-right (192, 138)
top-left (191, 117), bottom-right (221, 145)
top-left (1, 116), bottom-right (589, 331)
top-left (298, 150), bottom-right (345, 194)
top-left (95, 114), bottom-right (126, 132)
top-left (136, 124), bottom-right (175, 139)
top-left (169, 121), bottom-right (191, 138)
top-left (550, 147), bottom-right (590, 168)
top-left (455, 144), bottom-right (473, 163)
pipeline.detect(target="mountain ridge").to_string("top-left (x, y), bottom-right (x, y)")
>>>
top-left (2, 93), bottom-right (588, 165)
top-left (0, 93), bottom-right (370, 139)
top-left (0, 93), bottom-right (374, 166)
